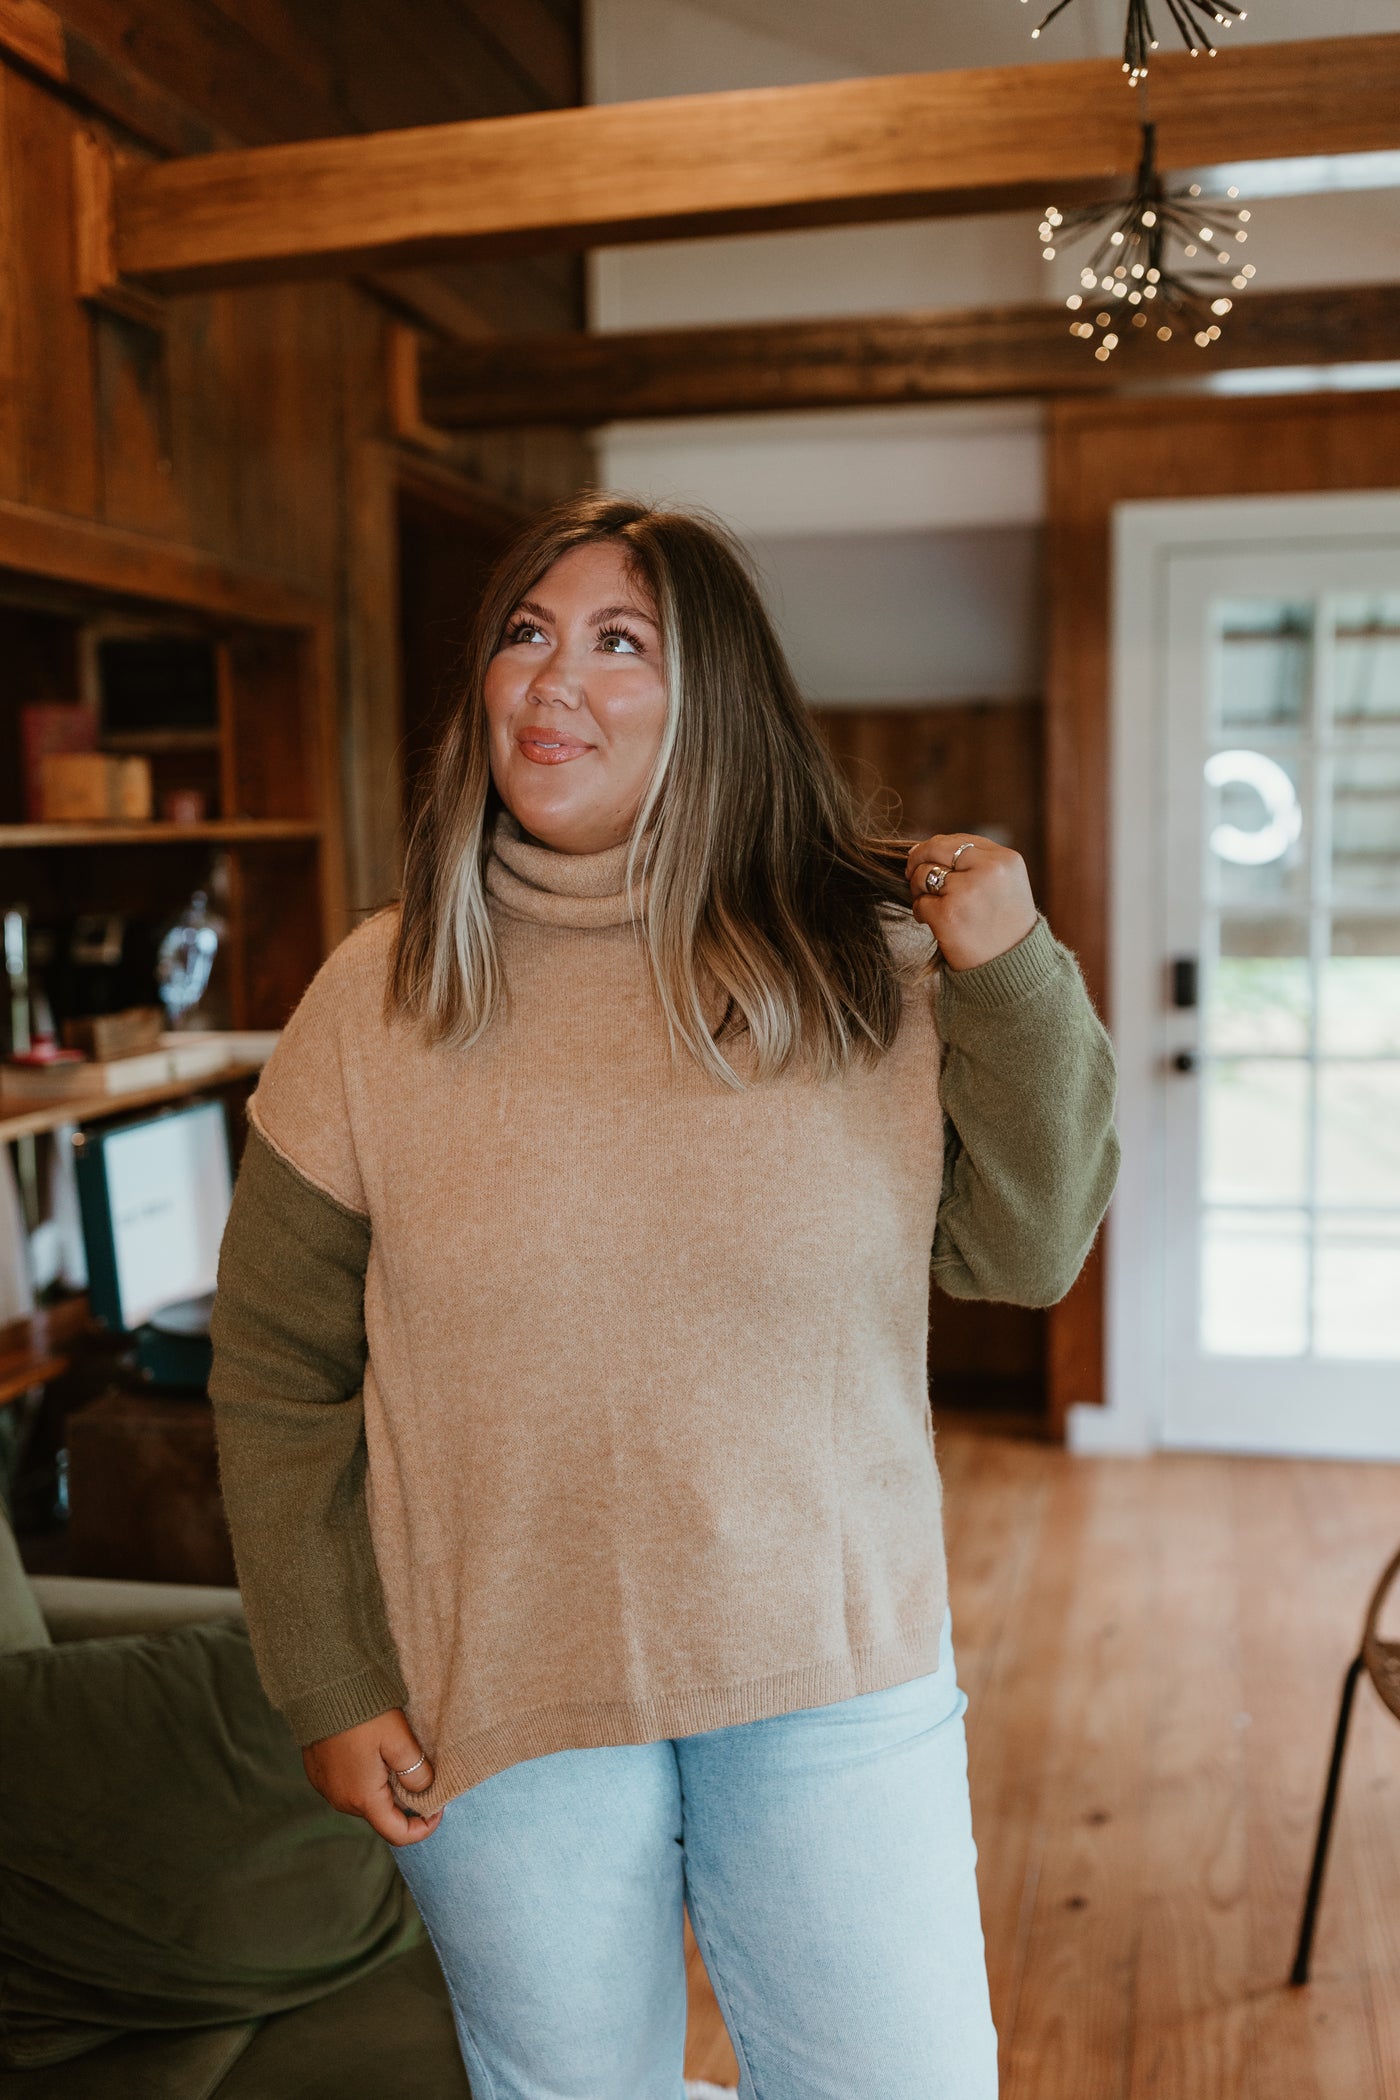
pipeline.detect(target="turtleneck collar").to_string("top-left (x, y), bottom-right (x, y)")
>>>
top-left (486, 810), bottom-right (644, 930)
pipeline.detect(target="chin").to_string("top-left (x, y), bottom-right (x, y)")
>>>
top-left (501, 778), bottom-right (624, 855)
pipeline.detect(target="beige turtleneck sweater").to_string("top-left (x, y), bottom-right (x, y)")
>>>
top-left (209, 819), bottom-right (1119, 1811)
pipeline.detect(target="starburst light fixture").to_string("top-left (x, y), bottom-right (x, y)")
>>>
top-left (1040, 122), bottom-right (1256, 361)
top-left (1022, 0), bottom-right (1248, 82)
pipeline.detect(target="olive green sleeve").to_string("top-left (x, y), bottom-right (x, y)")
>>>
top-left (208, 1125), bottom-right (408, 1745)
top-left (931, 914), bottom-right (1120, 1306)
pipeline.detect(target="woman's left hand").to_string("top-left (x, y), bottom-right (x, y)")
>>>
top-left (906, 833), bottom-right (1038, 972)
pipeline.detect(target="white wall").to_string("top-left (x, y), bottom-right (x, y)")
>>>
top-left (751, 526), bottom-right (1043, 704)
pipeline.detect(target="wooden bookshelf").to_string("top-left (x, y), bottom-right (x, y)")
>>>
top-left (0, 820), bottom-right (321, 847)
top-left (0, 1060), bottom-right (268, 1145)
top-left (1, 510), bottom-right (345, 1045)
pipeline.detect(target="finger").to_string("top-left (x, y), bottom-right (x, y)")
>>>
top-left (362, 1790), bottom-right (444, 1848)
top-left (379, 1722), bottom-right (435, 1794)
top-left (906, 833), bottom-right (982, 876)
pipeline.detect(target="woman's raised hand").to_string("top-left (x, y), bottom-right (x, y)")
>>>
top-left (302, 1709), bottom-right (442, 1847)
top-left (906, 833), bottom-right (1038, 973)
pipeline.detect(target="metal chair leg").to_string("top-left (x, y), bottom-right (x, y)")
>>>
top-left (1290, 1652), bottom-right (1365, 1987)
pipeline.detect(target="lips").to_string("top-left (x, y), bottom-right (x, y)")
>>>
top-left (516, 729), bottom-right (594, 766)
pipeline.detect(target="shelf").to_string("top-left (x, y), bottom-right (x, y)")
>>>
top-left (0, 1060), bottom-right (266, 1143)
top-left (0, 819), bottom-right (320, 846)
top-left (0, 1298), bottom-right (94, 1410)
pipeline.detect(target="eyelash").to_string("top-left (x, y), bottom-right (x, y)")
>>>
top-left (502, 619), bottom-right (644, 655)
top-left (597, 624), bottom-right (644, 655)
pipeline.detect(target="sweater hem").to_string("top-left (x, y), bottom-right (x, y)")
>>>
top-left (391, 1616), bottom-right (948, 1815)
top-left (282, 1660), bottom-right (409, 1745)
top-left (937, 913), bottom-right (1061, 1014)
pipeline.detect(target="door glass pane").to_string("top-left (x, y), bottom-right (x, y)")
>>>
top-left (1201, 1209), bottom-right (1308, 1356)
top-left (1214, 601), bottom-right (1311, 729)
top-left (1332, 595), bottom-right (1400, 726)
top-left (1316, 1065), bottom-right (1400, 1207)
top-left (1321, 917), bottom-right (1400, 1054)
top-left (1190, 577), bottom-right (1400, 1387)
top-left (1206, 918), bottom-right (1310, 1054)
top-left (1205, 748), bottom-right (1308, 907)
top-left (1314, 1215), bottom-right (1400, 1360)
top-left (1202, 1059), bottom-right (1308, 1204)
top-left (1330, 749), bottom-right (1400, 899)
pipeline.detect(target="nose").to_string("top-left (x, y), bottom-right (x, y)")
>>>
top-left (526, 643), bottom-right (585, 710)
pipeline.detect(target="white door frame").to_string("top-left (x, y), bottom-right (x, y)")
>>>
top-left (1068, 489), bottom-right (1400, 1457)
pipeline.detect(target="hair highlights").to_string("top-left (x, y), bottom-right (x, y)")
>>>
top-left (391, 492), bottom-right (914, 1087)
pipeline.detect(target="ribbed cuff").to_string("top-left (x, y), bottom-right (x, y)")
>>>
top-left (936, 914), bottom-right (1062, 1016)
top-left (280, 1660), bottom-right (409, 1746)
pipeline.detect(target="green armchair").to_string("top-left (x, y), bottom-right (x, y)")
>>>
top-left (0, 1519), bottom-right (469, 2100)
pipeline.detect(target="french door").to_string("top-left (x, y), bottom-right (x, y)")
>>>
top-left (1106, 497), bottom-right (1400, 1459)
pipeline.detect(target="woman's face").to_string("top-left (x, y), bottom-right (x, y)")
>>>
top-left (483, 540), bottom-right (668, 855)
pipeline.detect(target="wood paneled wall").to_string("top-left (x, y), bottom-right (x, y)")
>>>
top-left (1044, 387), bottom-right (1400, 1433)
top-left (816, 700), bottom-right (1050, 1418)
top-left (0, 2), bottom-right (590, 920)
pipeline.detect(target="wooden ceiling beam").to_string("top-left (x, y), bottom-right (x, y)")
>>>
top-left (103, 37), bottom-right (1400, 293)
top-left (417, 286), bottom-right (1400, 428)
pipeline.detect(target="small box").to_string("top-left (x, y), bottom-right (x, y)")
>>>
top-left (19, 703), bottom-right (97, 820)
top-left (39, 752), bottom-right (153, 822)
top-left (62, 1005), bottom-right (166, 1061)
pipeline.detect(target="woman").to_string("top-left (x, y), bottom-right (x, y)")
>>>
top-left (210, 493), bottom-right (1119, 2100)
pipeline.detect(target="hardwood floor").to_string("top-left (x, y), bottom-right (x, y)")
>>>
top-left (682, 1422), bottom-right (1400, 2096)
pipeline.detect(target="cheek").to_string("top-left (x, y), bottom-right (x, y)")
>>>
top-left (482, 660), bottom-right (525, 748)
top-left (599, 676), bottom-right (668, 770)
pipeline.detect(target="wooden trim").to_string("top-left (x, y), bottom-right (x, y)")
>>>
top-left (0, 820), bottom-right (320, 845)
top-left (419, 286), bottom-right (1400, 428)
top-left (0, 497), bottom-right (327, 627)
top-left (386, 322), bottom-right (465, 459)
top-left (71, 129), bottom-right (167, 328)
top-left (0, 0), bottom-right (64, 84)
top-left (0, 1064), bottom-right (265, 1145)
top-left (104, 37), bottom-right (1400, 291)
top-left (1041, 386), bottom-right (1400, 1437)
top-left (394, 441), bottom-right (531, 535)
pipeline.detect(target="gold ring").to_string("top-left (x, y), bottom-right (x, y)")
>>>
top-left (923, 864), bottom-right (951, 895)
top-left (950, 842), bottom-right (974, 866)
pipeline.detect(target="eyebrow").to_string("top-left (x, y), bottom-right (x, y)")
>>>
top-left (515, 597), bottom-right (658, 628)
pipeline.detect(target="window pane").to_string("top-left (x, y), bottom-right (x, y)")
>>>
top-left (1317, 1065), bottom-right (1400, 1206)
top-left (1321, 917), bottom-right (1400, 1055)
top-left (1314, 1214), bottom-right (1400, 1360)
top-left (1201, 1209), bottom-right (1308, 1356)
top-left (1214, 601), bottom-right (1311, 730)
top-left (1331, 595), bottom-right (1400, 727)
top-left (1205, 748), bottom-right (1309, 907)
top-left (1206, 918), bottom-right (1310, 1053)
top-left (1330, 748), bottom-right (1400, 900)
top-left (1202, 1059), bottom-right (1309, 1204)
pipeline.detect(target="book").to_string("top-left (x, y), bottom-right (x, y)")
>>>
top-left (0, 1032), bottom-right (277, 1104)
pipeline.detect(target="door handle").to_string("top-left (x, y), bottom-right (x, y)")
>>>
top-left (1171, 1050), bottom-right (1198, 1073)
top-left (1171, 957), bottom-right (1199, 1010)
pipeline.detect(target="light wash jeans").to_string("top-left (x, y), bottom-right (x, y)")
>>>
top-left (394, 1609), bottom-right (999, 2100)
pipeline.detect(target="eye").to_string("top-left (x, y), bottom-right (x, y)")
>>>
top-left (598, 625), bottom-right (642, 655)
top-left (503, 618), bottom-right (547, 646)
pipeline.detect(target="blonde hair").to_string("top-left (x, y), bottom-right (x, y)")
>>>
top-left (391, 492), bottom-right (913, 1087)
